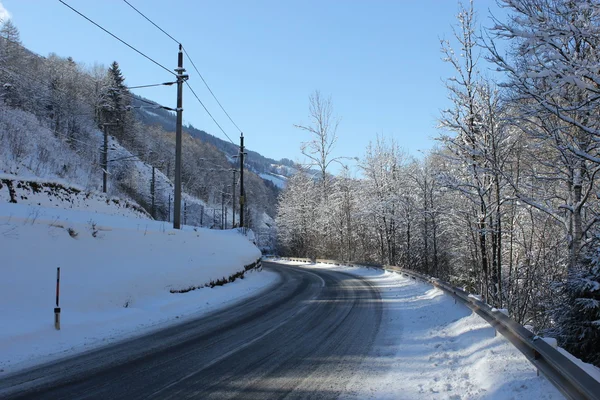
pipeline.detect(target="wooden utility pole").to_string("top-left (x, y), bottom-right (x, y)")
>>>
top-left (102, 124), bottom-right (108, 193)
top-left (101, 122), bottom-right (118, 194)
top-left (184, 201), bottom-right (187, 225)
top-left (168, 193), bottom-right (171, 222)
top-left (221, 192), bottom-right (225, 229)
top-left (151, 166), bottom-right (156, 219)
top-left (173, 44), bottom-right (188, 229)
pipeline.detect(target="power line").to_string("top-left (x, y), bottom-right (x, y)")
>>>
top-left (1, 28), bottom-right (174, 113)
top-left (74, 73), bottom-right (174, 110)
top-left (185, 81), bottom-right (235, 145)
top-left (120, 0), bottom-right (243, 135)
top-left (18, 57), bottom-right (174, 110)
top-left (119, 90), bottom-right (175, 111)
top-left (0, 65), bottom-right (73, 98)
top-left (122, 0), bottom-right (180, 45)
top-left (1, 65), bottom-right (175, 120)
top-left (182, 47), bottom-right (243, 134)
top-left (58, 0), bottom-right (176, 77)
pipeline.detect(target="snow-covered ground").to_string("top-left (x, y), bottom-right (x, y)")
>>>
top-left (279, 261), bottom-right (565, 399)
top-left (259, 172), bottom-right (287, 189)
top-left (0, 197), bottom-right (276, 374)
top-left (0, 173), bottom-right (149, 218)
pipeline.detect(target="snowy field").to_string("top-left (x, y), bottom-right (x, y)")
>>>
top-left (279, 261), bottom-right (565, 399)
top-left (0, 198), bottom-right (275, 374)
top-left (259, 172), bottom-right (287, 189)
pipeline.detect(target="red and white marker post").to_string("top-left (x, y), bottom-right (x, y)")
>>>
top-left (54, 267), bottom-right (61, 330)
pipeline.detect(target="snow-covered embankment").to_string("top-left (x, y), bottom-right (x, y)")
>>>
top-left (0, 177), bottom-right (277, 374)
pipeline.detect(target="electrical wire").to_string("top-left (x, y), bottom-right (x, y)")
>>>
top-left (119, 90), bottom-right (174, 110)
top-left (185, 81), bottom-right (235, 144)
top-left (2, 66), bottom-right (175, 127)
top-left (121, 0), bottom-right (243, 135)
top-left (182, 47), bottom-right (243, 134)
top-left (20, 67), bottom-right (169, 111)
top-left (122, 0), bottom-right (180, 45)
top-left (0, 65), bottom-right (74, 98)
top-left (58, 0), bottom-right (176, 76)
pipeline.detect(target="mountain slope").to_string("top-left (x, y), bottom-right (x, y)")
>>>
top-left (133, 100), bottom-right (296, 178)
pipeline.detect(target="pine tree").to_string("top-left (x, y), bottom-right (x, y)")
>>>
top-left (0, 19), bottom-right (21, 59)
top-left (0, 19), bottom-right (22, 106)
top-left (552, 239), bottom-right (600, 366)
top-left (100, 61), bottom-right (131, 140)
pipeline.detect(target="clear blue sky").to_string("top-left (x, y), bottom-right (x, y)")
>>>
top-left (2, 0), bottom-right (505, 171)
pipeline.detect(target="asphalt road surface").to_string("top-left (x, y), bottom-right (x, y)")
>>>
top-left (0, 262), bottom-right (383, 399)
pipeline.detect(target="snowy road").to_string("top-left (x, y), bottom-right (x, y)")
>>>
top-left (0, 261), bottom-right (564, 399)
top-left (0, 263), bottom-right (383, 399)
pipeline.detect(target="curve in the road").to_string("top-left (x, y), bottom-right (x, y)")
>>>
top-left (0, 262), bottom-right (382, 400)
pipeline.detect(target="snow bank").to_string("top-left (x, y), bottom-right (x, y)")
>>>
top-left (556, 346), bottom-right (600, 384)
top-left (0, 175), bottom-right (149, 219)
top-left (0, 201), bottom-right (266, 373)
top-left (278, 261), bottom-right (563, 399)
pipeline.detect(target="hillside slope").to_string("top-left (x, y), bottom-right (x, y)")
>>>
top-left (0, 31), bottom-right (281, 248)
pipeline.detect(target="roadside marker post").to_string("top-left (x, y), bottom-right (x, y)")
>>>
top-left (54, 267), bottom-right (61, 330)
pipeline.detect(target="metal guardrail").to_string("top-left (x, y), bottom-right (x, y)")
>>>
top-left (265, 256), bottom-right (600, 400)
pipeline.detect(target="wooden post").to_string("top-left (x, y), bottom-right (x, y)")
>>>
top-left (54, 267), bottom-right (61, 330)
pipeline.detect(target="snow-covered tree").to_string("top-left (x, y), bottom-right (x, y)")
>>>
top-left (438, 0), bottom-right (505, 304)
top-left (551, 235), bottom-right (600, 366)
top-left (276, 170), bottom-right (319, 257)
top-left (294, 90), bottom-right (349, 195)
top-left (487, 0), bottom-right (600, 268)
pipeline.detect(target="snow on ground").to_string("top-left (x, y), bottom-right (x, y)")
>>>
top-left (0, 201), bottom-right (277, 374)
top-left (279, 261), bottom-right (564, 399)
top-left (259, 172), bottom-right (287, 189)
top-left (0, 174), bottom-right (149, 219)
top-left (556, 347), bottom-right (600, 384)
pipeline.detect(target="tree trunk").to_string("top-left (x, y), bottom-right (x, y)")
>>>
top-left (479, 209), bottom-right (490, 302)
top-left (570, 165), bottom-right (583, 269)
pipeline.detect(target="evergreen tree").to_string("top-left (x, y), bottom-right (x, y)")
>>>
top-left (0, 19), bottom-right (21, 59)
top-left (0, 19), bottom-right (22, 106)
top-left (552, 239), bottom-right (600, 366)
top-left (100, 61), bottom-right (131, 141)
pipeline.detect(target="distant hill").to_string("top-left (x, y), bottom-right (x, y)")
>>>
top-left (133, 98), bottom-right (296, 179)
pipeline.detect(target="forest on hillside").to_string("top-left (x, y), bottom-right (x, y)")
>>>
top-left (0, 19), bottom-right (279, 246)
top-left (276, 0), bottom-right (600, 366)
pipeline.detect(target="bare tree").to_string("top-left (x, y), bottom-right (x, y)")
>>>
top-left (294, 90), bottom-right (347, 194)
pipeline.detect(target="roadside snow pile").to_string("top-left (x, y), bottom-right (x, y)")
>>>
top-left (0, 174), bottom-right (148, 219)
top-left (555, 346), bottom-right (600, 384)
top-left (0, 202), bottom-right (267, 373)
top-left (280, 261), bottom-right (564, 399)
